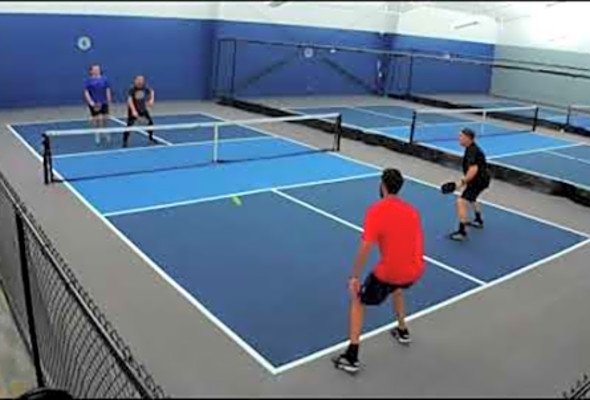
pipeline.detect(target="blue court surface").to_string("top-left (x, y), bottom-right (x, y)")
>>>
top-left (9, 113), bottom-right (589, 374)
top-left (292, 104), bottom-right (590, 190)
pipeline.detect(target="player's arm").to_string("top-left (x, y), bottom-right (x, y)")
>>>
top-left (349, 240), bottom-right (372, 295)
top-left (462, 165), bottom-right (479, 186)
top-left (148, 88), bottom-right (155, 107)
top-left (458, 149), bottom-right (479, 188)
top-left (106, 87), bottom-right (112, 104)
top-left (350, 241), bottom-right (372, 280)
top-left (127, 95), bottom-right (138, 117)
top-left (349, 209), bottom-right (377, 293)
top-left (84, 89), bottom-right (94, 107)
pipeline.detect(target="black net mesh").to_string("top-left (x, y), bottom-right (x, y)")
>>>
top-left (0, 171), bottom-right (166, 398)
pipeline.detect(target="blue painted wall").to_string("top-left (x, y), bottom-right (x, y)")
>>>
top-left (212, 20), bottom-right (387, 97)
top-left (0, 14), bottom-right (215, 108)
top-left (0, 13), bottom-right (494, 108)
top-left (390, 34), bottom-right (494, 95)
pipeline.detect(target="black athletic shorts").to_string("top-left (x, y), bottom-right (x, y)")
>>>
top-left (359, 273), bottom-right (413, 306)
top-left (127, 109), bottom-right (153, 125)
top-left (88, 103), bottom-right (109, 117)
top-left (461, 179), bottom-right (490, 202)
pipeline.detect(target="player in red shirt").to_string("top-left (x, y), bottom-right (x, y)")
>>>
top-left (333, 168), bottom-right (425, 374)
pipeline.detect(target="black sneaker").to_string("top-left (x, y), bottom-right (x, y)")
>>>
top-left (449, 230), bottom-right (467, 241)
top-left (332, 354), bottom-right (360, 374)
top-left (466, 220), bottom-right (484, 229)
top-left (391, 327), bottom-right (412, 345)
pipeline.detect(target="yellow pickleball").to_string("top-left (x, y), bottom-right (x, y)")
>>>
top-left (231, 196), bottom-right (242, 206)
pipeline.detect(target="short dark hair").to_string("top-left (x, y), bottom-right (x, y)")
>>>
top-left (461, 128), bottom-right (476, 140)
top-left (381, 168), bottom-right (404, 195)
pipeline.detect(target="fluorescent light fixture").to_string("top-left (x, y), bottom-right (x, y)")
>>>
top-left (453, 20), bottom-right (480, 30)
top-left (267, 1), bottom-right (288, 7)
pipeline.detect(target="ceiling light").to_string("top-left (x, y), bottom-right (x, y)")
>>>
top-left (453, 20), bottom-right (480, 30)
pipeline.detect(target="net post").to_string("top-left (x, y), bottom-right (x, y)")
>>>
top-left (42, 134), bottom-right (52, 184)
top-left (481, 110), bottom-right (486, 137)
top-left (15, 212), bottom-right (45, 388)
top-left (409, 110), bottom-right (417, 144)
top-left (334, 114), bottom-right (342, 151)
top-left (213, 124), bottom-right (220, 163)
top-left (566, 105), bottom-right (572, 127)
top-left (532, 106), bottom-right (539, 132)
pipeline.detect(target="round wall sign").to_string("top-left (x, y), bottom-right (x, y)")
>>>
top-left (77, 36), bottom-right (92, 52)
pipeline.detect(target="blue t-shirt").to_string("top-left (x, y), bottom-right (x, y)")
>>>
top-left (84, 76), bottom-right (110, 104)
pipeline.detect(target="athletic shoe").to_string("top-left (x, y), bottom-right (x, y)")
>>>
top-left (390, 327), bottom-right (412, 345)
top-left (332, 354), bottom-right (360, 374)
top-left (449, 230), bottom-right (467, 241)
top-left (467, 220), bottom-right (484, 229)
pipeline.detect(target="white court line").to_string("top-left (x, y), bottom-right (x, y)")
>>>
top-left (109, 116), bottom-right (173, 145)
top-left (488, 143), bottom-right (584, 160)
top-left (545, 149), bottom-right (590, 166)
top-left (273, 237), bottom-right (590, 374)
top-left (104, 172), bottom-right (382, 218)
top-left (9, 120), bottom-right (590, 376)
top-left (348, 106), bottom-right (413, 123)
top-left (53, 136), bottom-right (276, 160)
top-left (6, 116), bottom-right (94, 126)
top-left (7, 123), bottom-right (281, 376)
top-left (272, 189), bottom-right (486, 286)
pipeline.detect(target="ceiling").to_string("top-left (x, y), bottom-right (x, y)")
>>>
top-left (390, 1), bottom-right (565, 23)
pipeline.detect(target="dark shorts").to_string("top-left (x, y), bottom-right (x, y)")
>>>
top-left (359, 273), bottom-right (414, 306)
top-left (461, 179), bottom-right (490, 202)
top-left (88, 103), bottom-right (109, 117)
top-left (127, 109), bottom-right (153, 125)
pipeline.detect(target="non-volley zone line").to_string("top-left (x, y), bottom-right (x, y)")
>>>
top-left (103, 172), bottom-right (382, 218)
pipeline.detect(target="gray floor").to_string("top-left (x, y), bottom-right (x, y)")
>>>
top-left (0, 285), bottom-right (35, 398)
top-left (0, 99), bottom-right (589, 397)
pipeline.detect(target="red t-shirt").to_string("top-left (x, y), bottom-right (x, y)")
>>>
top-left (361, 196), bottom-right (425, 285)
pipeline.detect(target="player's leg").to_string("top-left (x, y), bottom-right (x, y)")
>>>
top-left (142, 110), bottom-right (156, 143)
top-left (466, 181), bottom-right (487, 229)
top-left (99, 104), bottom-right (110, 144)
top-left (333, 286), bottom-right (364, 373)
top-left (333, 273), bottom-right (391, 374)
top-left (467, 200), bottom-right (484, 229)
top-left (450, 194), bottom-right (470, 241)
top-left (123, 110), bottom-right (137, 148)
top-left (88, 105), bottom-right (101, 145)
top-left (390, 287), bottom-right (412, 344)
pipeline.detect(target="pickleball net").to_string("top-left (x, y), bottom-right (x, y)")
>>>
top-left (566, 104), bottom-right (590, 129)
top-left (42, 113), bottom-right (342, 183)
top-left (409, 105), bottom-right (539, 144)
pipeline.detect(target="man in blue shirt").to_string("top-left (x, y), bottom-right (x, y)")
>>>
top-left (83, 64), bottom-right (112, 145)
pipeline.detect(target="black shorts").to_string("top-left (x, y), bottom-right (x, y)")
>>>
top-left (127, 109), bottom-right (153, 124)
top-left (359, 273), bottom-right (413, 306)
top-left (461, 179), bottom-right (490, 202)
top-left (88, 103), bottom-right (109, 117)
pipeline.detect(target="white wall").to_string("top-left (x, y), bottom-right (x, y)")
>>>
top-left (497, 2), bottom-right (590, 53)
top-left (396, 6), bottom-right (498, 44)
top-left (0, 1), bottom-right (399, 34)
top-left (218, 2), bottom-right (398, 34)
top-left (0, 2), bottom-right (219, 20)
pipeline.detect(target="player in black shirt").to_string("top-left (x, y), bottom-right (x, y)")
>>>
top-left (450, 128), bottom-right (491, 241)
top-left (123, 75), bottom-right (155, 148)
